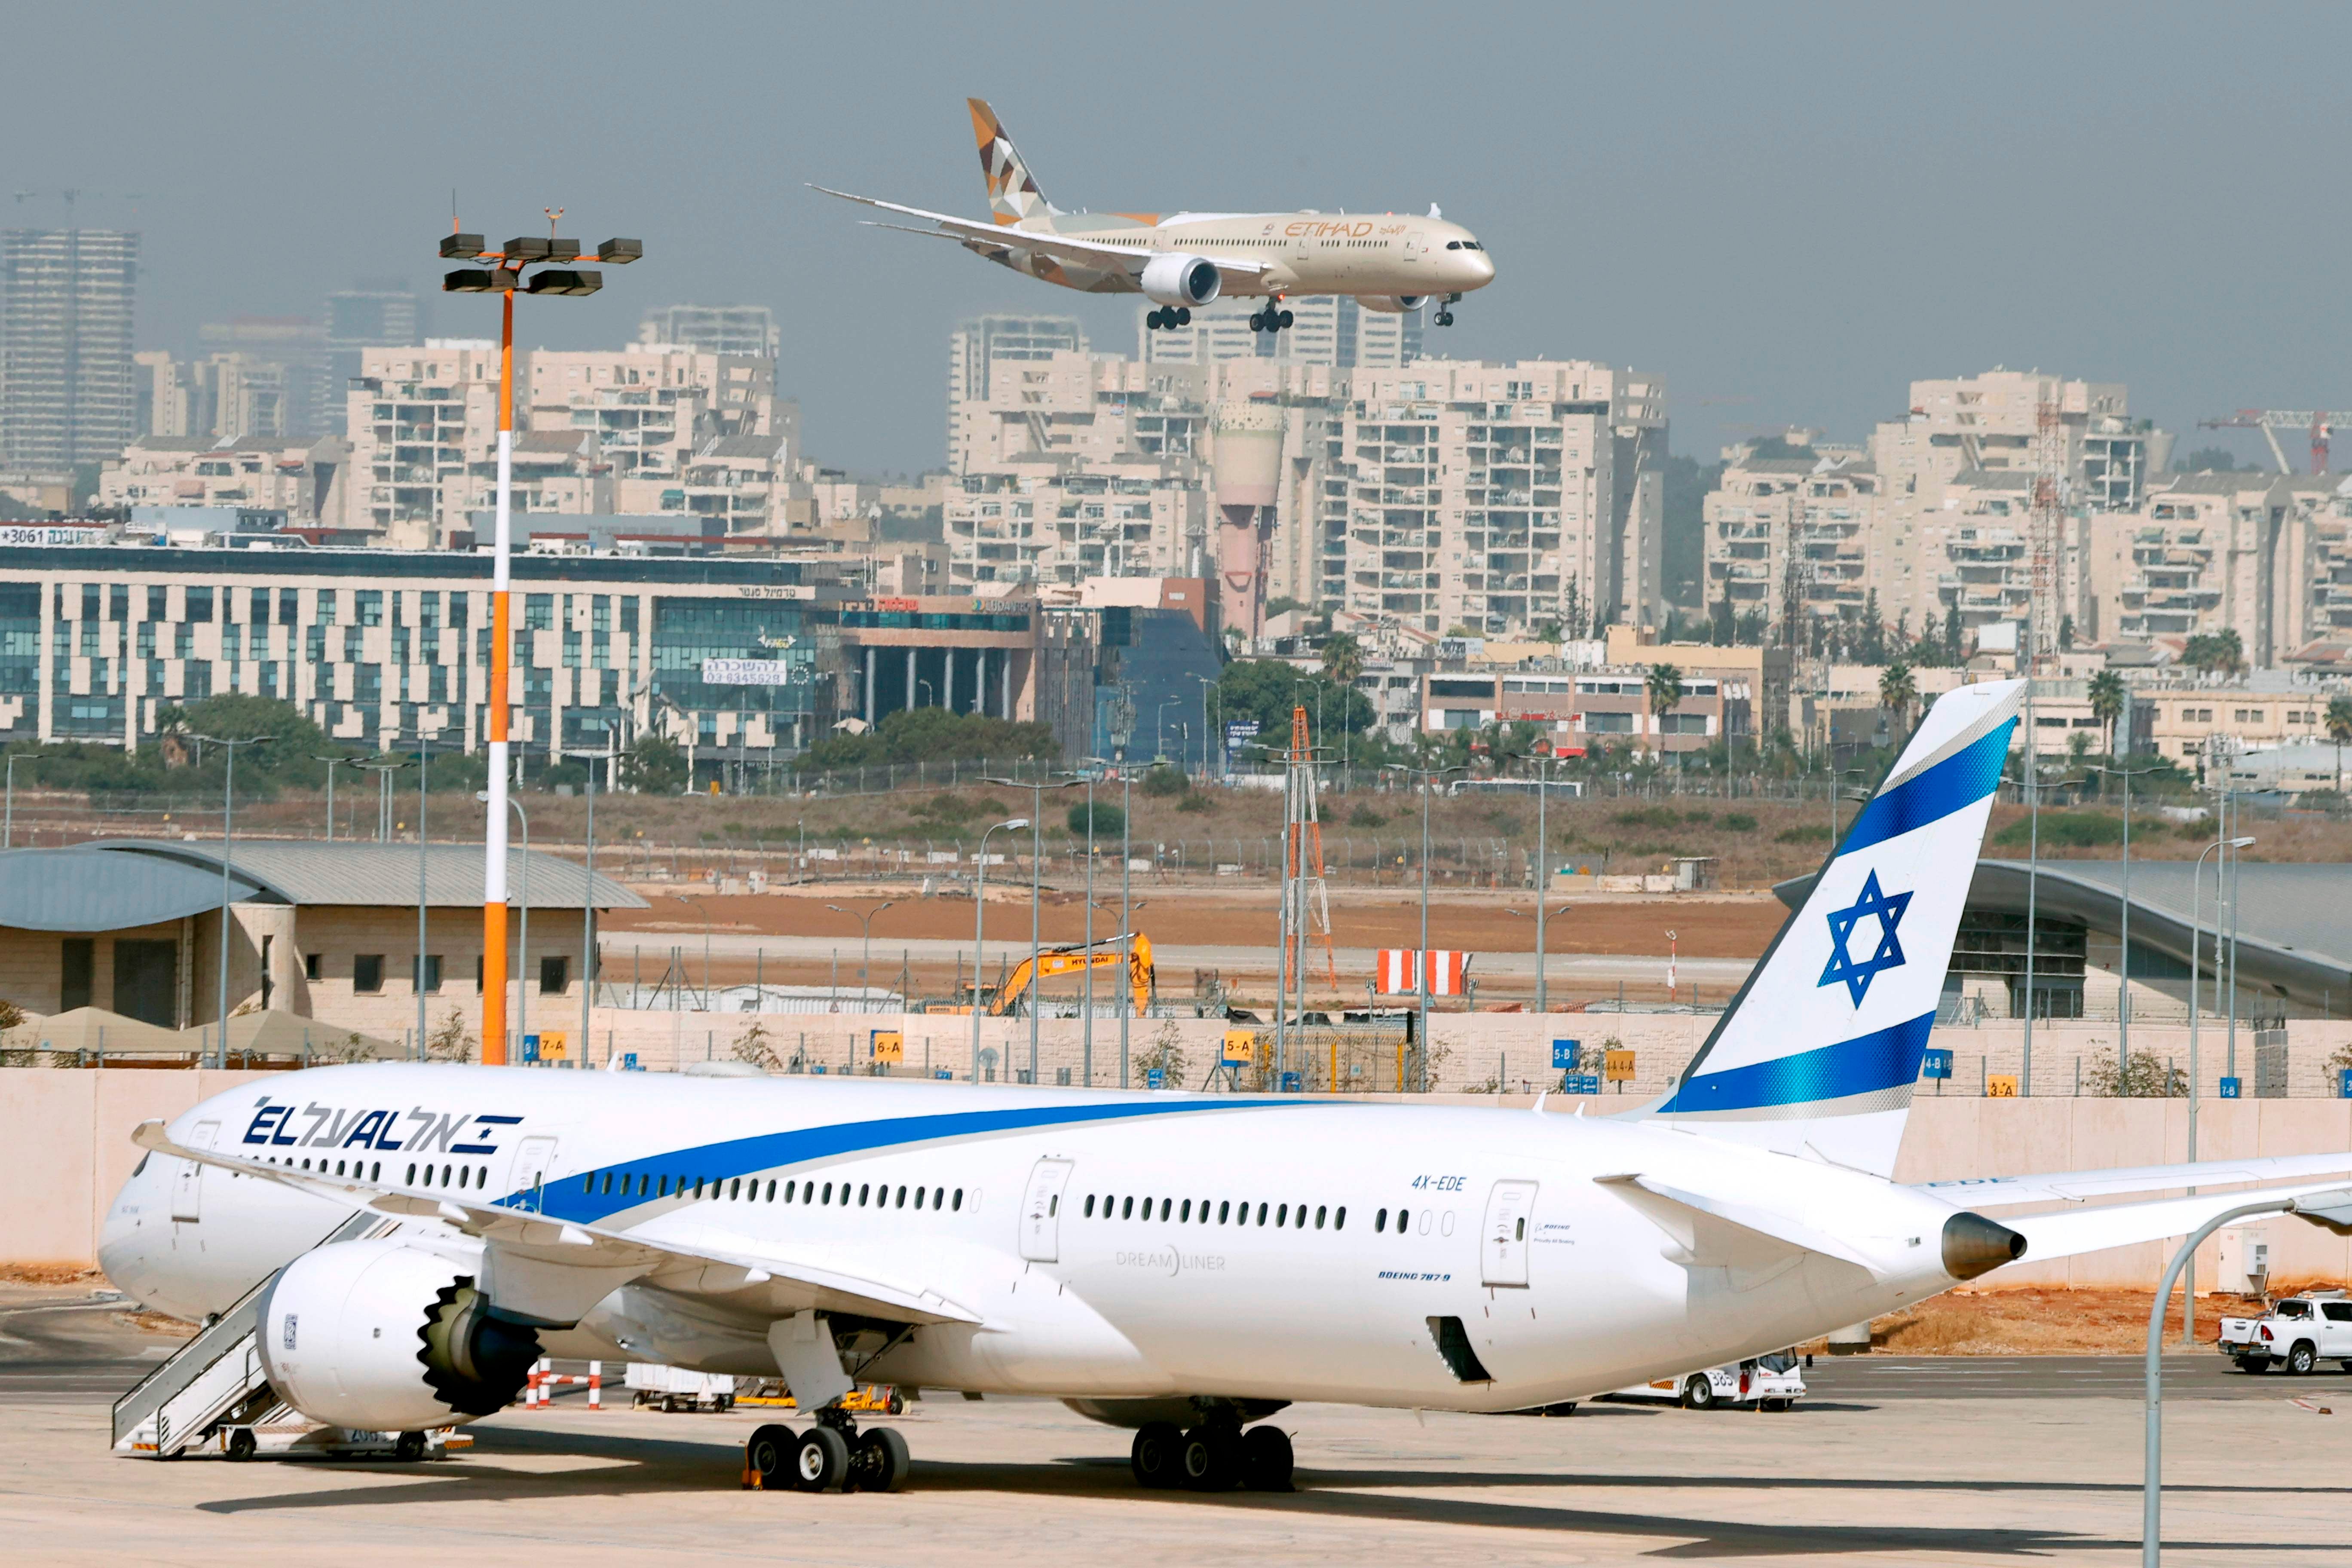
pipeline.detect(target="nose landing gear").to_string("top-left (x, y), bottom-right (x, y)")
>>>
top-left (1433, 291), bottom-right (1461, 327)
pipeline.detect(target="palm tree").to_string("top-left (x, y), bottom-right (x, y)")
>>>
top-left (1319, 631), bottom-right (1366, 687)
top-left (2088, 669), bottom-right (2126, 757)
top-left (1878, 660), bottom-right (1918, 736)
top-left (2327, 694), bottom-right (2352, 794)
top-left (1644, 662), bottom-right (1685, 759)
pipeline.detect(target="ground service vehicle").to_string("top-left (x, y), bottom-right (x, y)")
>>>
top-left (1614, 1352), bottom-right (1807, 1411)
top-left (2221, 1291), bottom-right (2352, 1374)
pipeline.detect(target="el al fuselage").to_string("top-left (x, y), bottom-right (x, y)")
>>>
top-left (986, 211), bottom-right (1495, 299)
top-left (107, 1064), bottom-right (1958, 1412)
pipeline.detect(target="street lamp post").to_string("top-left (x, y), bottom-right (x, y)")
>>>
top-left (2143, 1187), bottom-right (2352, 1567)
top-left (1532, 755), bottom-right (1559, 1012)
top-left (984, 773), bottom-right (1080, 1085)
top-left (188, 733), bottom-right (272, 1060)
top-left (825, 900), bottom-right (897, 1001)
top-left (440, 215), bottom-right (641, 1065)
top-left (1386, 762), bottom-right (1463, 1091)
top-left (1118, 762), bottom-right (1134, 1087)
top-left (478, 792), bottom-right (530, 1054)
top-left (4, 750), bottom-right (22, 848)
top-left (970, 818), bottom-right (1029, 1084)
top-left (2183, 832), bottom-right (2255, 1343)
top-left (2001, 764), bottom-right (2079, 1093)
top-left (1503, 904), bottom-right (1569, 1014)
top-left (310, 755), bottom-right (356, 842)
top-left (2091, 762), bottom-right (2163, 1081)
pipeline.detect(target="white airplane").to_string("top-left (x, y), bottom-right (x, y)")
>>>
top-left (814, 99), bottom-right (1495, 334)
top-left (103, 677), bottom-right (2352, 1495)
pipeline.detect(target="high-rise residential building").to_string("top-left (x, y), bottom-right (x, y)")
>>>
top-left (1137, 294), bottom-right (1421, 369)
top-left (1, 229), bottom-right (140, 472)
top-left (525, 343), bottom-right (790, 527)
top-left (946, 314), bottom-right (1085, 471)
top-left (196, 316), bottom-right (329, 438)
top-left (322, 281), bottom-right (423, 435)
top-left (637, 304), bottom-right (779, 360)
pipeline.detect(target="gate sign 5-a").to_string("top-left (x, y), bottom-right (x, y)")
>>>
top-left (1375, 949), bottom-right (1470, 995)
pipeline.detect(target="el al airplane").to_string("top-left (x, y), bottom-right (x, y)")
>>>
top-left (104, 679), bottom-right (2352, 1494)
top-left (814, 99), bottom-right (1495, 334)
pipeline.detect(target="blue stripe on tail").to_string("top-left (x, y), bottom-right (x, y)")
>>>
top-left (1657, 1011), bottom-right (1936, 1114)
top-left (1838, 720), bottom-right (2015, 857)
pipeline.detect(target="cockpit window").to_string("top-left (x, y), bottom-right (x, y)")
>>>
top-left (1445, 240), bottom-right (1461, 249)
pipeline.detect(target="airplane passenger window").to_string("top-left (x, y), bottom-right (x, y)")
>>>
top-left (934, 1187), bottom-right (946, 1209)
top-left (1255, 1203), bottom-right (1268, 1225)
top-left (784, 1181), bottom-right (797, 1201)
top-left (823, 1182), bottom-right (834, 1203)
top-left (405, 1164), bottom-right (416, 1184)
top-left (1396, 1208), bottom-right (1409, 1233)
top-left (1316, 1206), bottom-right (1327, 1229)
top-left (1334, 1207), bottom-right (1346, 1230)
top-left (1121, 1197), bottom-right (1133, 1219)
top-left (1085, 1194), bottom-right (1096, 1218)
top-left (658, 1176), bottom-right (670, 1197)
top-left (952, 1188), bottom-right (964, 1211)
top-left (1048, 1195), bottom-right (1058, 1217)
top-left (766, 1181), bottom-right (777, 1201)
top-left (1375, 1209), bottom-right (1387, 1232)
top-left (859, 1184), bottom-right (871, 1206)
top-left (729, 1179), bottom-right (741, 1200)
top-left (1276, 1204), bottom-right (1288, 1227)
top-left (692, 1178), bottom-right (704, 1199)
top-left (637, 1174), bottom-right (649, 1197)
top-left (896, 1185), bottom-right (907, 1207)
top-left (915, 1187), bottom-right (927, 1209)
top-left (443, 1165), bottom-right (455, 1187)
top-left (1180, 1200), bottom-right (1191, 1222)
top-left (1219, 1201), bottom-right (1230, 1223)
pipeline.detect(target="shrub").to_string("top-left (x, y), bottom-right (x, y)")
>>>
top-left (1611, 805), bottom-right (1680, 829)
top-left (1994, 812), bottom-right (2123, 848)
top-left (2084, 1050), bottom-right (2187, 1097)
top-left (1347, 803), bottom-right (1387, 828)
top-left (1681, 809), bottom-right (1714, 825)
top-left (1141, 764), bottom-right (1189, 797)
top-left (1774, 823), bottom-right (1832, 845)
top-left (1067, 802), bottom-right (1126, 837)
top-left (1176, 792), bottom-right (1213, 814)
top-left (1721, 812), bottom-right (1758, 832)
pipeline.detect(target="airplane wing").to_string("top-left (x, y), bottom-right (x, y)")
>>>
top-left (2004, 1179), bottom-right (2352, 1263)
top-left (811, 184), bottom-right (1268, 280)
top-left (131, 1119), bottom-right (982, 1328)
top-left (1911, 1150), bottom-right (2352, 1208)
top-left (1596, 1173), bottom-right (1884, 1279)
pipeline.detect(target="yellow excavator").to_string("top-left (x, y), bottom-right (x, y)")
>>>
top-left (977, 934), bottom-right (1154, 1017)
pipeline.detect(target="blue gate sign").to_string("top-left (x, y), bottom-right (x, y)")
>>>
top-left (1145, 1067), bottom-right (1165, 1089)
top-left (1551, 1038), bottom-right (1581, 1070)
top-left (2218, 1076), bottom-right (2241, 1099)
top-left (1922, 1048), bottom-right (1954, 1081)
top-left (1279, 1071), bottom-right (1304, 1092)
top-left (621, 1052), bottom-right (640, 1072)
top-left (521, 1034), bottom-right (541, 1064)
top-left (2340, 1067), bottom-right (2352, 1100)
top-left (1563, 1073), bottom-right (1600, 1095)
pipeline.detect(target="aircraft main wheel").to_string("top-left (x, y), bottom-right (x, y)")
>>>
top-left (1248, 312), bottom-right (1265, 332)
top-left (746, 1423), bottom-right (797, 1488)
top-left (2288, 1341), bottom-right (2319, 1375)
top-left (1130, 1420), bottom-right (1183, 1488)
top-left (1176, 306), bottom-right (1191, 325)
top-left (1179, 1426), bottom-right (1239, 1491)
top-left (1682, 1375), bottom-right (1717, 1410)
top-left (793, 1426), bottom-right (851, 1492)
top-left (1239, 1424), bottom-right (1294, 1491)
top-left (226, 1428), bottom-right (256, 1462)
top-left (1277, 309), bottom-right (1293, 328)
top-left (393, 1430), bottom-right (427, 1462)
top-left (852, 1427), bottom-right (911, 1493)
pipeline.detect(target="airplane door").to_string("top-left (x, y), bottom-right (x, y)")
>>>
top-left (511, 1136), bottom-right (559, 1213)
top-left (171, 1121), bottom-right (218, 1222)
top-left (1480, 1179), bottom-right (1539, 1287)
top-left (1018, 1158), bottom-right (1075, 1263)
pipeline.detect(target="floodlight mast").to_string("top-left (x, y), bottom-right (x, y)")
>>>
top-left (441, 214), bottom-right (640, 1065)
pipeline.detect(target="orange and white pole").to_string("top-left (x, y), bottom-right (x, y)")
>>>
top-left (587, 1360), bottom-right (602, 1411)
top-left (482, 287), bottom-right (515, 1064)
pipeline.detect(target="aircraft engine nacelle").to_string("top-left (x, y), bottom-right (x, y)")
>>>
top-left (256, 1239), bottom-right (541, 1430)
top-left (1140, 254), bottom-right (1221, 308)
top-left (1357, 294), bottom-right (1427, 313)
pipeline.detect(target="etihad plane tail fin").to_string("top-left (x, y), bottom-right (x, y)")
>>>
top-left (968, 99), bottom-right (1054, 226)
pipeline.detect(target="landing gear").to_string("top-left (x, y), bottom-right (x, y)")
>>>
top-left (1433, 291), bottom-right (1461, 327)
top-left (1132, 1417), bottom-right (1292, 1492)
top-left (1147, 306), bottom-right (1193, 330)
top-left (1249, 304), bottom-right (1295, 333)
top-left (750, 1409), bottom-right (911, 1494)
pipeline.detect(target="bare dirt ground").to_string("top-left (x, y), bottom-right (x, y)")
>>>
top-left (1842, 1286), bottom-right (2285, 1357)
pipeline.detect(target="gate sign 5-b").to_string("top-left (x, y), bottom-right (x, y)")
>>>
top-left (1551, 1039), bottom-right (1580, 1070)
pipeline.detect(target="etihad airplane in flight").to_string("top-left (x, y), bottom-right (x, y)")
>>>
top-left (105, 679), bottom-right (2352, 1494)
top-left (815, 99), bottom-right (1496, 334)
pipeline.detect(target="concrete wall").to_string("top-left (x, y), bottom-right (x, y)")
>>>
top-left (14, 1064), bottom-right (2347, 1289)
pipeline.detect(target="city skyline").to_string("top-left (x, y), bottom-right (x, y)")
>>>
top-left (1, 4), bottom-right (2341, 478)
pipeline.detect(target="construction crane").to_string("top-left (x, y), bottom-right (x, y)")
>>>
top-left (2197, 409), bottom-right (2352, 475)
top-left (982, 933), bottom-right (1154, 1017)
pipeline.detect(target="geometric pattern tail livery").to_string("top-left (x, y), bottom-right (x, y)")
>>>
top-left (969, 97), bottom-right (1049, 226)
top-left (1640, 679), bottom-right (2025, 1177)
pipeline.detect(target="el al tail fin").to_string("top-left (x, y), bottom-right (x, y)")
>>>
top-left (1635, 679), bottom-right (2024, 1177)
top-left (968, 98), bottom-right (1053, 226)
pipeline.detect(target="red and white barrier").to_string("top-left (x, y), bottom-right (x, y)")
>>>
top-left (524, 1359), bottom-right (604, 1411)
top-left (1374, 949), bottom-right (1472, 996)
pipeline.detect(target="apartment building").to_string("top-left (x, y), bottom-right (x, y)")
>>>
top-left (0, 540), bottom-right (856, 769)
top-left (1419, 665), bottom-right (1751, 758)
top-left (946, 314), bottom-right (1087, 473)
top-left (322, 282), bottom-right (423, 437)
top-left (1, 229), bottom-right (140, 472)
top-left (1137, 294), bottom-right (1421, 369)
top-left (1702, 454), bottom-right (1889, 635)
top-left (96, 434), bottom-right (347, 522)
top-left (637, 303), bottom-right (780, 360)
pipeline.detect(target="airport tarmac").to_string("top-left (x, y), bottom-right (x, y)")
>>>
top-left (6, 1295), bottom-right (2349, 1567)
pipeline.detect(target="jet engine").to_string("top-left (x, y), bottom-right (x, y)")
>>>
top-left (255, 1239), bottom-right (541, 1430)
top-left (1140, 254), bottom-right (1221, 309)
top-left (1356, 294), bottom-right (1427, 313)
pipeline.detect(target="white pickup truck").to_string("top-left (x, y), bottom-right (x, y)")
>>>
top-left (2219, 1291), bottom-right (2352, 1375)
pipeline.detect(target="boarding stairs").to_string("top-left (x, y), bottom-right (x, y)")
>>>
top-left (110, 1212), bottom-right (394, 1457)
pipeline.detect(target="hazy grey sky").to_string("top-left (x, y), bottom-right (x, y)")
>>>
top-left (9, 3), bottom-right (2340, 474)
